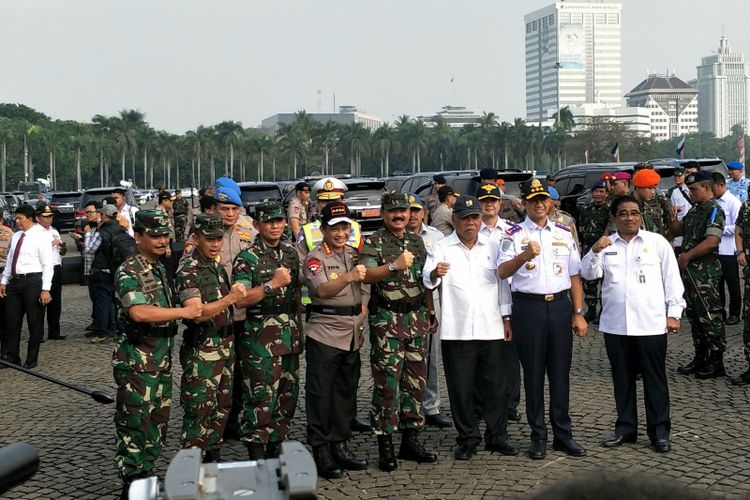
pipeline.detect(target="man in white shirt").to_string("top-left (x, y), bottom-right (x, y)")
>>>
top-left (711, 172), bottom-right (742, 325)
top-left (112, 187), bottom-right (139, 237)
top-left (581, 195), bottom-right (685, 453)
top-left (406, 194), bottom-right (451, 429)
top-left (36, 204), bottom-right (67, 340)
top-left (498, 179), bottom-right (588, 460)
top-left (0, 204), bottom-right (54, 369)
top-left (668, 167), bottom-right (692, 254)
top-left (424, 195), bottom-right (518, 461)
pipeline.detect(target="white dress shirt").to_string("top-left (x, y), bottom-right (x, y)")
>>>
top-left (423, 232), bottom-right (511, 341)
top-left (0, 224), bottom-right (55, 290)
top-left (417, 223), bottom-right (444, 253)
top-left (715, 190), bottom-right (741, 256)
top-left (499, 217), bottom-right (581, 294)
top-left (40, 225), bottom-right (64, 266)
top-left (580, 230), bottom-right (685, 336)
top-left (670, 185), bottom-right (692, 248)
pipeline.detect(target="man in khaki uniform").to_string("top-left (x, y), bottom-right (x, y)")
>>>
top-left (303, 201), bottom-right (370, 479)
top-left (288, 182), bottom-right (312, 240)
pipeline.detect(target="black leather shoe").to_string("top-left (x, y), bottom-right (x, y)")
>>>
top-left (22, 361), bottom-right (37, 370)
top-left (204, 449), bottom-right (221, 463)
top-left (398, 429), bottom-right (437, 463)
top-left (507, 408), bottom-right (521, 422)
top-left (425, 413), bottom-right (453, 428)
top-left (677, 358), bottom-right (704, 375)
top-left (85, 322), bottom-right (96, 332)
top-left (246, 442), bottom-right (265, 460)
top-left (223, 421), bottom-right (242, 440)
top-left (313, 445), bottom-right (343, 479)
top-left (528, 440), bottom-right (547, 460)
top-left (695, 363), bottom-right (726, 379)
top-left (331, 441), bottom-right (367, 470)
top-left (726, 315), bottom-right (740, 326)
top-left (48, 335), bottom-right (66, 340)
top-left (266, 441), bottom-right (282, 458)
top-left (730, 369), bottom-right (750, 386)
top-left (377, 434), bottom-right (398, 472)
top-left (485, 437), bottom-right (520, 456)
top-left (601, 434), bottom-right (637, 447)
top-left (350, 416), bottom-right (372, 433)
top-left (552, 437), bottom-right (586, 457)
top-left (652, 439), bottom-right (671, 453)
top-left (454, 442), bottom-right (478, 460)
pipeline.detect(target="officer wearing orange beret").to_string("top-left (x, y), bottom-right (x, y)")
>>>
top-left (632, 169), bottom-right (676, 237)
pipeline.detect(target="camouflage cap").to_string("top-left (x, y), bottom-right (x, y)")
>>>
top-left (381, 191), bottom-right (410, 210)
top-left (194, 213), bottom-right (225, 238)
top-left (255, 200), bottom-right (285, 222)
top-left (133, 209), bottom-right (171, 236)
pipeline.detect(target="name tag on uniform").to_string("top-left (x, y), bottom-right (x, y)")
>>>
top-left (604, 251), bottom-right (618, 255)
top-left (552, 242), bottom-right (567, 247)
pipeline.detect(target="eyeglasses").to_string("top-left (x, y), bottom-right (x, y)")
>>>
top-left (616, 210), bottom-right (642, 218)
top-left (85, 210), bottom-right (97, 215)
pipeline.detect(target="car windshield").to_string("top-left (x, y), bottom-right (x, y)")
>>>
top-left (240, 188), bottom-right (281, 203)
top-left (51, 194), bottom-right (81, 204)
top-left (345, 189), bottom-right (384, 203)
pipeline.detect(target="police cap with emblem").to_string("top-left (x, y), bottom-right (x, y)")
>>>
top-left (476, 183), bottom-right (502, 200)
top-left (36, 204), bottom-right (53, 217)
top-left (684, 170), bottom-right (713, 186)
top-left (452, 195), bottom-right (483, 218)
top-left (408, 193), bottom-right (424, 209)
top-left (134, 209), bottom-right (171, 237)
top-left (312, 177), bottom-right (347, 201)
top-left (194, 213), bottom-right (225, 238)
top-left (158, 191), bottom-right (176, 203)
top-left (214, 186), bottom-right (242, 206)
top-left (479, 168), bottom-right (498, 181)
top-left (674, 167), bottom-right (685, 176)
top-left (381, 191), bottom-right (410, 211)
top-left (255, 200), bottom-right (285, 222)
top-left (591, 180), bottom-right (607, 191)
top-left (727, 161), bottom-right (744, 171)
top-left (520, 178), bottom-right (550, 200)
top-left (320, 201), bottom-right (354, 226)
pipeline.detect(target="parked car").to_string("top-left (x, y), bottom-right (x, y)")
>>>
top-left (74, 186), bottom-right (138, 233)
top-left (48, 191), bottom-right (83, 233)
top-left (341, 178), bottom-right (386, 235)
top-left (237, 182), bottom-right (283, 217)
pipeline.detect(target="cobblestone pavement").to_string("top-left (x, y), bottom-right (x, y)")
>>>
top-left (1, 284), bottom-right (750, 499)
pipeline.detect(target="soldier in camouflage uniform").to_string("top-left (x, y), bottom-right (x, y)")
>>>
top-left (674, 171), bottom-right (727, 379)
top-left (548, 187), bottom-right (580, 248)
top-left (632, 169), bottom-right (675, 237)
top-left (361, 191), bottom-right (437, 472)
top-left (176, 214), bottom-right (248, 462)
top-left (732, 200), bottom-right (750, 385)
top-left (173, 189), bottom-right (190, 243)
top-left (113, 210), bottom-right (203, 499)
top-left (577, 181), bottom-right (610, 322)
top-left (232, 200), bottom-right (303, 460)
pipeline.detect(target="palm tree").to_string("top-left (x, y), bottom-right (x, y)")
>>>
top-left (138, 127), bottom-right (157, 188)
top-left (214, 120), bottom-right (244, 177)
top-left (0, 117), bottom-right (15, 191)
top-left (431, 118), bottom-right (453, 171)
top-left (478, 112), bottom-right (498, 168)
top-left (119, 109), bottom-right (146, 184)
top-left (251, 133), bottom-right (274, 181)
top-left (314, 120), bottom-right (338, 175)
top-left (279, 125), bottom-right (306, 179)
top-left (69, 125), bottom-right (90, 190)
top-left (372, 123), bottom-right (395, 177)
top-left (339, 123), bottom-right (370, 175)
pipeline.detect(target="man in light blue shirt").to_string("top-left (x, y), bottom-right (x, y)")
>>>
top-left (726, 161), bottom-right (749, 203)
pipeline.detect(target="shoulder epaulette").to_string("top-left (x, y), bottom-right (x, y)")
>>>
top-left (555, 221), bottom-right (572, 232)
top-left (505, 224), bottom-right (522, 236)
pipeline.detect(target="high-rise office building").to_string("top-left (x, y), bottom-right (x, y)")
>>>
top-left (695, 36), bottom-right (750, 138)
top-left (524, 1), bottom-right (623, 123)
top-left (625, 74), bottom-right (698, 141)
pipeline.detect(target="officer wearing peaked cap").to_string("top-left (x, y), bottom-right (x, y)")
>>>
top-left (498, 179), bottom-right (588, 460)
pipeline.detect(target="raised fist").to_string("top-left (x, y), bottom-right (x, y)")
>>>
top-left (394, 250), bottom-right (414, 271)
top-left (229, 282), bottom-right (247, 301)
top-left (183, 302), bottom-right (203, 319)
top-left (348, 264), bottom-right (367, 282)
top-left (271, 267), bottom-right (292, 288)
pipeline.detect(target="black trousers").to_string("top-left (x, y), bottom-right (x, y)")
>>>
top-left (305, 337), bottom-right (361, 447)
top-left (505, 341), bottom-right (521, 411)
top-left (90, 271), bottom-right (115, 336)
top-left (511, 295), bottom-right (573, 442)
top-left (2, 275), bottom-right (44, 365)
top-left (603, 333), bottom-right (670, 443)
top-left (46, 265), bottom-right (63, 338)
top-left (718, 254), bottom-right (741, 317)
top-left (227, 320), bottom-right (246, 428)
top-left (442, 339), bottom-right (509, 447)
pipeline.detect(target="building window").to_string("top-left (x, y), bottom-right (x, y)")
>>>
top-left (527, 23), bottom-right (531, 34)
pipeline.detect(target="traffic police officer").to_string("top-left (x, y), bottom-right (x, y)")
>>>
top-left (498, 179), bottom-right (588, 460)
top-left (288, 181), bottom-right (312, 240)
top-left (176, 213), bottom-right (248, 463)
top-left (113, 210), bottom-right (202, 498)
top-left (303, 201), bottom-right (369, 479)
top-left (232, 200), bottom-right (302, 460)
top-left (361, 191), bottom-right (437, 471)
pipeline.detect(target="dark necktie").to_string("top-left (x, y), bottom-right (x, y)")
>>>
top-left (10, 232), bottom-right (25, 276)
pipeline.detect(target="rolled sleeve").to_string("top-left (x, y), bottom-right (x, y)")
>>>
top-left (422, 246), bottom-right (441, 290)
top-left (580, 249), bottom-right (603, 281)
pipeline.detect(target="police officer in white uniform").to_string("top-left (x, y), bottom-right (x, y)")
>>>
top-left (498, 179), bottom-right (588, 460)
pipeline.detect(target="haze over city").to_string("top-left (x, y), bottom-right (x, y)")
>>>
top-left (1, 0), bottom-right (749, 132)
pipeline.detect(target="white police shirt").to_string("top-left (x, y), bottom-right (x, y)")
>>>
top-left (499, 216), bottom-right (581, 294)
top-left (580, 230), bottom-right (685, 336)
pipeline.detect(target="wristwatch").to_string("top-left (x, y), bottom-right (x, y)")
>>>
top-left (387, 262), bottom-right (398, 272)
top-left (262, 282), bottom-right (273, 295)
top-left (574, 308), bottom-right (584, 315)
top-left (736, 249), bottom-right (744, 257)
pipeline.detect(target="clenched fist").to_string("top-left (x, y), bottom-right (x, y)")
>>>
top-left (592, 236), bottom-right (613, 254)
top-left (182, 302), bottom-right (203, 319)
top-left (523, 241), bottom-right (541, 260)
top-left (270, 266), bottom-right (292, 288)
top-left (432, 262), bottom-right (450, 280)
top-left (393, 250), bottom-right (414, 271)
top-left (229, 282), bottom-right (247, 301)
top-left (348, 264), bottom-right (367, 283)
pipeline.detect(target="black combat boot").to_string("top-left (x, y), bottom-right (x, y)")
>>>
top-left (695, 353), bottom-right (726, 379)
top-left (331, 440), bottom-right (367, 470)
top-left (266, 441), bottom-right (282, 458)
top-left (377, 434), bottom-right (398, 472)
top-left (247, 442), bottom-right (266, 460)
top-left (397, 428), bottom-right (438, 463)
top-left (313, 444), bottom-right (343, 479)
top-left (204, 449), bottom-right (221, 463)
top-left (677, 347), bottom-right (708, 375)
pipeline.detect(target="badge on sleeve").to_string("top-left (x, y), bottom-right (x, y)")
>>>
top-left (306, 257), bottom-right (322, 276)
top-left (501, 239), bottom-right (512, 252)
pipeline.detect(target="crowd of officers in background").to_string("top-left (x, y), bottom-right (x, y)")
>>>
top-left (2, 160), bottom-right (750, 498)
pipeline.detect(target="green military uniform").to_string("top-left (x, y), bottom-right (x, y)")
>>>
top-left (549, 208), bottom-right (580, 249)
top-left (680, 189), bottom-right (726, 368)
top-left (176, 214), bottom-right (235, 460)
top-left (113, 211), bottom-right (176, 481)
top-left (232, 201), bottom-right (302, 449)
top-left (577, 199), bottom-right (610, 317)
top-left (736, 201), bottom-right (750, 368)
top-left (173, 195), bottom-right (190, 243)
top-left (360, 193), bottom-right (429, 434)
top-left (641, 192), bottom-right (672, 236)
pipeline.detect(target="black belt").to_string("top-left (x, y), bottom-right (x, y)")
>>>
top-left (147, 326), bottom-right (178, 338)
top-left (377, 297), bottom-right (423, 313)
top-left (246, 304), bottom-right (293, 315)
top-left (309, 304), bottom-right (362, 316)
top-left (11, 272), bottom-right (42, 279)
top-left (512, 291), bottom-right (569, 303)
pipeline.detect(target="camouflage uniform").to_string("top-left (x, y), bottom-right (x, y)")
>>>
top-left (176, 214), bottom-right (235, 458)
top-left (0, 223), bottom-right (12, 348)
top-left (173, 196), bottom-right (190, 242)
top-left (641, 192), bottom-right (672, 236)
top-left (549, 208), bottom-right (580, 249)
top-left (736, 201), bottom-right (750, 367)
top-left (232, 203), bottom-right (302, 447)
top-left (680, 197), bottom-right (726, 365)
top-left (113, 212), bottom-right (176, 481)
top-left (577, 200), bottom-right (610, 315)
top-left (361, 217), bottom-right (429, 434)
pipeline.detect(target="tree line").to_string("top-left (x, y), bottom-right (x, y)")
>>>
top-left (0, 103), bottom-right (745, 192)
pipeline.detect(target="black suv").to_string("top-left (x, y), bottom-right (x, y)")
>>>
top-left (49, 191), bottom-right (82, 232)
top-left (341, 178), bottom-right (386, 235)
top-left (74, 187), bottom-right (139, 234)
top-left (237, 182), bottom-right (283, 217)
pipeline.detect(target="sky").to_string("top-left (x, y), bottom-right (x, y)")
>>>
top-left (1, 0), bottom-right (748, 133)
